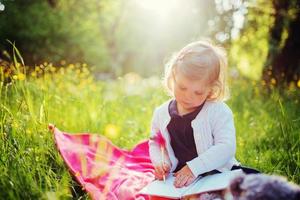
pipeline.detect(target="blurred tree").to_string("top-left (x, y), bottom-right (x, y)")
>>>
top-left (0, 0), bottom-right (109, 70)
top-left (96, 0), bottom-right (127, 76)
top-left (263, 0), bottom-right (300, 87)
top-left (0, 0), bottom-right (241, 77)
top-left (228, 0), bottom-right (273, 80)
top-left (4, 0), bottom-right (286, 79)
top-left (226, 0), bottom-right (300, 85)
top-left (47, 0), bottom-right (57, 8)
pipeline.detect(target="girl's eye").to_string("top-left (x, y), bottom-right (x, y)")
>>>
top-left (179, 86), bottom-right (186, 90)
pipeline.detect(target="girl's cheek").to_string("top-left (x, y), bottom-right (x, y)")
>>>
top-left (174, 93), bottom-right (181, 100)
top-left (174, 88), bottom-right (182, 97)
top-left (193, 96), bottom-right (204, 105)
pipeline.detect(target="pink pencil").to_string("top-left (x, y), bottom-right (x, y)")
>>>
top-left (153, 130), bottom-right (166, 182)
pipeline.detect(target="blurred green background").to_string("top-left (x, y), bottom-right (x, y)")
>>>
top-left (0, 0), bottom-right (298, 82)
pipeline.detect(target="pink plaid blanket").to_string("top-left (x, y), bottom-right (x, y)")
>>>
top-left (49, 125), bottom-right (156, 200)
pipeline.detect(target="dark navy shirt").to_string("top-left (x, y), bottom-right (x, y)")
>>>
top-left (167, 100), bottom-right (205, 172)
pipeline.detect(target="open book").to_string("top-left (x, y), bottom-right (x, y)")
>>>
top-left (139, 169), bottom-right (243, 199)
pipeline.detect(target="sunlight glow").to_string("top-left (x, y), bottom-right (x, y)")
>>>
top-left (135, 0), bottom-right (180, 19)
top-left (0, 2), bottom-right (5, 11)
top-left (105, 124), bottom-right (119, 139)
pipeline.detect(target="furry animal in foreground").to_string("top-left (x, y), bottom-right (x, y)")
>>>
top-left (193, 173), bottom-right (300, 200)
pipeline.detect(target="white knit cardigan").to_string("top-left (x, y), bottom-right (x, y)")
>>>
top-left (149, 99), bottom-right (240, 177)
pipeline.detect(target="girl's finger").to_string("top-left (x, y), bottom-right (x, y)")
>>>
top-left (184, 176), bottom-right (195, 186)
top-left (173, 171), bottom-right (179, 177)
top-left (155, 174), bottom-right (163, 180)
top-left (163, 163), bottom-right (170, 172)
top-left (154, 165), bottom-right (165, 180)
top-left (154, 170), bottom-right (163, 180)
top-left (155, 165), bottom-right (163, 174)
top-left (180, 176), bottom-right (189, 187)
top-left (174, 175), bottom-right (188, 188)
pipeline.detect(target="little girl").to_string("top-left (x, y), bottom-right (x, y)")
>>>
top-left (149, 40), bottom-right (241, 199)
top-left (50, 40), bottom-right (258, 200)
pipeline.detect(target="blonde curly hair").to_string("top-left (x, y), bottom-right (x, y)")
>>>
top-left (163, 40), bottom-right (229, 101)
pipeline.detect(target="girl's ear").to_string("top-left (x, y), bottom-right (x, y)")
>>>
top-left (212, 78), bottom-right (224, 99)
top-left (207, 81), bottom-right (219, 100)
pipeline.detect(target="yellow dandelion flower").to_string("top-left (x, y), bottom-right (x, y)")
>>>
top-left (239, 139), bottom-right (245, 147)
top-left (60, 60), bottom-right (66, 65)
top-left (83, 68), bottom-right (90, 75)
top-left (31, 71), bottom-right (37, 77)
top-left (271, 78), bottom-right (276, 85)
top-left (87, 77), bottom-right (93, 84)
top-left (59, 68), bottom-right (65, 75)
top-left (4, 69), bottom-right (11, 77)
top-left (104, 124), bottom-right (119, 139)
top-left (68, 64), bottom-right (75, 69)
top-left (26, 129), bottom-right (32, 135)
top-left (35, 66), bottom-right (40, 72)
top-left (17, 73), bottom-right (25, 81)
top-left (12, 75), bottom-right (18, 80)
top-left (13, 121), bottom-right (19, 129)
top-left (297, 80), bottom-right (300, 88)
top-left (80, 73), bottom-right (87, 79)
top-left (50, 66), bottom-right (56, 72)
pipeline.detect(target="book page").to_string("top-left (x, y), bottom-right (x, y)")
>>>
top-left (184, 169), bottom-right (243, 197)
top-left (139, 174), bottom-right (198, 199)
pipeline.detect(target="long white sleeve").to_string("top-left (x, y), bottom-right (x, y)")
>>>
top-left (187, 103), bottom-right (236, 177)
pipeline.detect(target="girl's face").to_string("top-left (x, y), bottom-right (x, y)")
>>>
top-left (173, 71), bottom-right (211, 113)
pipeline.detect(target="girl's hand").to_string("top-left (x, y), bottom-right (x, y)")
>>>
top-left (154, 162), bottom-right (170, 180)
top-left (173, 165), bottom-right (196, 188)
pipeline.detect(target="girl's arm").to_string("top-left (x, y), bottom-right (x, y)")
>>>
top-left (149, 108), bottom-right (171, 167)
top-left (187, 103), bottom-right (236, 177)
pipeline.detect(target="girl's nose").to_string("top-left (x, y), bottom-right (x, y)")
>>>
top-left (184, 91), bottom-right (193, 102)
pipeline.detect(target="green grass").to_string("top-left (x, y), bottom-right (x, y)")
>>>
top-left (0, 61), bottom-right (299, 199)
